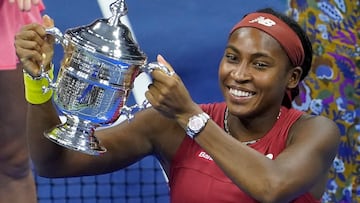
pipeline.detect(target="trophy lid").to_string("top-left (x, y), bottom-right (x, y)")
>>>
top-left (65, 0), bottom-right (147, 65)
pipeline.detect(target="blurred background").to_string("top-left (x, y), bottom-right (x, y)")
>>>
top-left (36, 0), bottom-right (359, 202)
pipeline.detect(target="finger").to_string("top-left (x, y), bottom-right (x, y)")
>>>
top-left (145, 88), bottom-right (159, 108)
top-left (22, 60), bottom-right (42, 76)
top-left (16, 45), bottom-right (43, 65)
top-left (15, 27), bottom-right (46, 64)
top-left (151, 54), bottom-right (177, 83)
top-left (42, 15), bottom-right (56, 45)
top-left (157, 54), bottom-right (175, 74)
top-left (42, 15), bottom-right (54, 28)
top-left (17, 20), bottom-right (55, 68)
top-left (17, 50), bottom-right (43, 76)
top-left (17, 0), bottom-right (31, 11)
top-left (16, 26), bottom-right (47, 51)
top-left (32, 0), bottom-right (39, 5)
top-left (145, 88), bottom-right (176, 118)
top-left (147, 82), bottom-right (161, 98)
top-left (15, 39), bottom-right (43, 58)
top-left (9, 0), bottom-right (15, 4)
top-left (16, 0), bottom-right (24, 10)
top-left (19, 23), bottom-right (47, 37)
top-left (23, 0), bottom-right (31, 11)
top-left (156, 54), bottom-right (174, 71)
top-left (148, 77), bottom-right (179, 111)
top-left (147, 81), bottom-right (171, 104)
top-left (145, 87), bottom-right (169, 114)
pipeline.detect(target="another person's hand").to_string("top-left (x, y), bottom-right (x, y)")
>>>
top-left (15, 15), bottom-right (55, 76)
top-left (9, 0), bottom-right (40, 11)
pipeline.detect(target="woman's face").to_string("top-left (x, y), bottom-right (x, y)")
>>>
top-left (219, 27), bottom-right (296, 117)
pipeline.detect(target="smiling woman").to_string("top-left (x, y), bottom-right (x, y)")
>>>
top-left (26, 2), bottom-right (354, 203)
top-left (12, 1), bottom-right (346, 203)
top-left (15, 2), bottom-right (340, 203)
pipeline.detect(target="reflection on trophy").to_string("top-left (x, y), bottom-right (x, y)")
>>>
top-left (41, 0), bottom-right (171, 155)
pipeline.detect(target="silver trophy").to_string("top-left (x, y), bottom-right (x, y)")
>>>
top-left (39, 0), bottom-right (171, 155)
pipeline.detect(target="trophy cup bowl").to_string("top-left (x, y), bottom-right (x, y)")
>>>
top-left (41, 0), bottom-right (171, 155)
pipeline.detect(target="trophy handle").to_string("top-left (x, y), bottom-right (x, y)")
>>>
top-left (35, 27), bottom-right (66, 93)
top-left (46, 27), bottom-right (66, 46)
top-left (120, 62), bottom-right (174, 121)
top-left (142, 62), bottom-right (175, 76)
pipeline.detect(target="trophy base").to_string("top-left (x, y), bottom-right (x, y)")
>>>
top-left (44, 116), bottom-right (106, 156)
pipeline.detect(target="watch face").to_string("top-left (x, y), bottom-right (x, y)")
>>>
top-left (189, 117), bottom-right (204, 131)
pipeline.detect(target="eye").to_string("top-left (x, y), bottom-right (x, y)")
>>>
top-left (253, 61), bottom-right (268, 70)
top-left (224, 53), bottom-right (238, 63)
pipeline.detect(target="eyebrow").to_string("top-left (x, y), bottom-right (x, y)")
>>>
top-left (225, 45), bottom-right (272, 59)
top-left (225, 45), bottom-right (240, 54)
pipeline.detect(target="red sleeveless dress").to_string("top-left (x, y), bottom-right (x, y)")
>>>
top-left (169, 102), bottom-right (320, 203)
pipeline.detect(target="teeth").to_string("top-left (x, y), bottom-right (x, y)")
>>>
top-left (229, 88), bottom-right (254, 97)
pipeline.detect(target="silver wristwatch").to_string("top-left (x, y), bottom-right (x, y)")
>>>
top-left (185, 112), bottom-right (210, 139)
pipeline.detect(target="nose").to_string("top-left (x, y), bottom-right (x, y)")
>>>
top-left (230, 62), bottom-right (252, 82)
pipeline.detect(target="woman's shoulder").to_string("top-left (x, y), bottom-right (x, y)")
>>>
top-left (289, 112), bottom-right (340, 145)
top-left (297, 112), bottom-right (338, 129)
top-left (286, 107), bottom-right (338, 131)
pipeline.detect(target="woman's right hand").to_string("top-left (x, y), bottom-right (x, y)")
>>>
top-left (15, 15), bottom-right (55, 77)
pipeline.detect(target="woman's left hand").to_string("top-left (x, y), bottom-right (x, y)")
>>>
top-left (145, 55), bottom-right (199, 120)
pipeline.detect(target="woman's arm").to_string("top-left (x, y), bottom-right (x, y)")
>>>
top-left (25, 100), bottom-right (162, 177)
top-left (15, 17), bottom-right (168, 178)
top-left (147, 55), bottom-right (340, 203)
top-left (189, 115), bottom-right (340, 203)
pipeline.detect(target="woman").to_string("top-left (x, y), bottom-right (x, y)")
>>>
top-left (0, 0), bottom-right (44, 202)
top-left (15, 8), bottom-right (340, 203)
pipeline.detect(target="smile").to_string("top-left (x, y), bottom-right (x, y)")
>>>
top-left (229, 88), bottom-right (255, 97)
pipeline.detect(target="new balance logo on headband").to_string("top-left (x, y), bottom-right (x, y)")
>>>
top-left (230, 12), bottom-right (305, 66)
top-left (248, 16), bottom-right (276, 27)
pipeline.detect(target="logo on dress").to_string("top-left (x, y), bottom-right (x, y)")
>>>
top-left (198, 151), bottom-right (213, 161)
top-left (198, 151), bottom-right (273, 161)
top-left (249, 16), bottom-right (276, 27)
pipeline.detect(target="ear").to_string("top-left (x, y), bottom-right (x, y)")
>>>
top-left (287, 66), bottom-right (303, 88)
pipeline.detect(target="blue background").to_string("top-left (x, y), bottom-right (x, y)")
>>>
top-left (44, 0), bottom-right (287, 104)
top-left (38, 1), bottom-right (287, 202)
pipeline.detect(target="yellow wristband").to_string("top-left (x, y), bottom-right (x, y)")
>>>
top-left (23, 65), bottom-right (54, 104)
